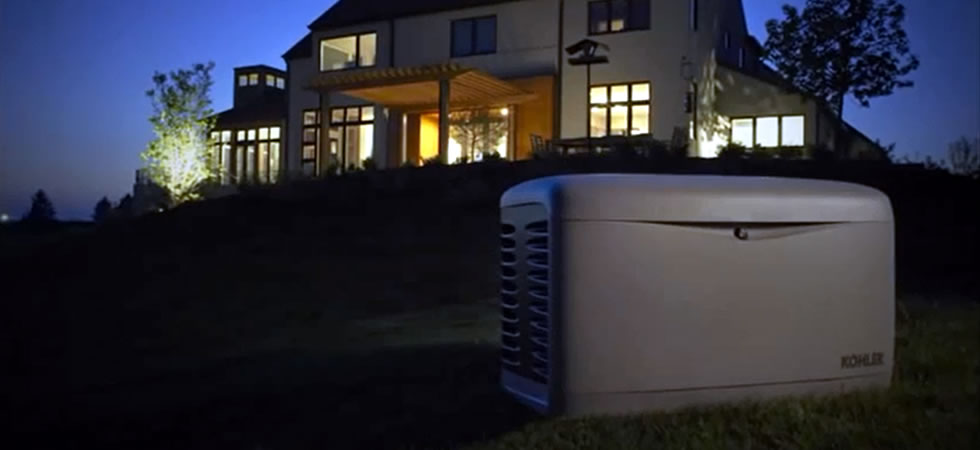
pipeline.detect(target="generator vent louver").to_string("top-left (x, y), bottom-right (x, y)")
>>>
top-left (500, 208), bottom-right (552, 385)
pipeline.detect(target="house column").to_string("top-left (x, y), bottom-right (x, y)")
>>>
top-left (438, 77), bottom-right (451, 164)
top-left (319, 94), bottom-right (331, 175)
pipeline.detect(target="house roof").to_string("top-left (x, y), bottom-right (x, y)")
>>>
top-left (234, 64), bottom-right (286, 75)
top-left (213, 96), bottom-right (287, 128)
top-left (308, 0), bottom-right (519, 30)
top-left (717, 60), bottom-right (884, 154)
top-left (282, 33), bottom-right (313, 61)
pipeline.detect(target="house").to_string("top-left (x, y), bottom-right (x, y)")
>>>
top-left (210, 0), bottom-right (883, 185)
top-left (209, 65), bottom-right (288, 185)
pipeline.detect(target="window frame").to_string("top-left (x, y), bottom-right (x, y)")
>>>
top-left (588, 0), bottom-right (651, 36)
top-left (301, 109), bottom-right (321, 176)
top-left (728, 115), bottom-right (806, 149)
top-left (329, 105), bottom-right (375, 170)
top-left (319, 32), bottom-right (378, 72)
top-left (450, 15), bottom-right (498, 58)
top-left (588, 81), bottom-right (652, 138)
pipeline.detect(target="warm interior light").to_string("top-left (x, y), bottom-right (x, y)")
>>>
top-left (500, 107), bottom-right (509, 117)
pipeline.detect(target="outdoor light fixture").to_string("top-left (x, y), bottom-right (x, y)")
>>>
top-left (0, 213), bottom-right (8, 223)
top-left (500, 174), bottom-right (895, 416)
top-left (566, 39), bottom-right (610, 153)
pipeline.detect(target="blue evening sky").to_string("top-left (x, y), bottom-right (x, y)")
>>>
top-left (1, 0), bottom-right (977, 219)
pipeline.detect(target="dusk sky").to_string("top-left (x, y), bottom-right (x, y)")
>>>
top-left (1, 0), bottom-right (978, 220)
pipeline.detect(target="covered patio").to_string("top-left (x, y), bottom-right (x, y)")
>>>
top-left (307, 63), bottom-right (544, 167)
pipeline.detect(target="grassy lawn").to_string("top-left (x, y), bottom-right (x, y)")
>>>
top-left (1, 177), bottom-right (977, 449)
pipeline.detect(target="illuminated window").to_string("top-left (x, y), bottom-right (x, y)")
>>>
top-left (589, 0), bottom-right (649, 35)
top-left (248, 74), bottom-right (259, 86)
top-left (235, 146), bottom-right (245, 181)
top-left (221, 131), bottom-right (232, 143)
top-left (246, 146), bottom-right (256, 181)
top-left (731, 118), bottom-right (753, 147)
top-left (781, 116), bottom-right (804, 146)
top-left (276, 77), bottom-right (285, 89)
top-left (237, 130), bottom-right (245, 141)
top-left (247, 129), bottom-right (256, 141)
top-left (730, 115), bottom-right (806, 148)
top-left (302, 109), bottom-right (321, 176)
top-left (303, 128), bottom-right (318, 144)
top-left (589, 82), bottom-right (651, 136)
top-left (755, 117), bottom-right (779, 147)
top-left (258, 143), bottom-right (269, 182)
top-left (210, 132), bottom-right (219, 142)
top-left (270, 142), bottom-right (280, 183)
top-left (320, 33), bottom-right (376, 71)
top-left (358, 33), bottom-right (377, 67)
top-left (303, 110), bottom-right (319, 126)
top-left (238, 75), bottom-right (248, 87)
top-left (259, 127), bottom-right (269, 141)
top-left (266, 74), bottom-right (276, 87)
top-left (330, 105), bottom-right (375, 169)
top-left (331, 109), bottom-right (345, 124)
top-left (451, 16), bottom-right (497, 57)
top-left (270, 126), bottom-right (281, 140)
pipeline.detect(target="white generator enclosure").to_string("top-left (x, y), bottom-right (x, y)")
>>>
top-left (499, 175), bottom-right (894, 416)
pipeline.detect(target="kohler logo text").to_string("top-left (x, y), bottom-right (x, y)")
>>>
top-left (841, 352), bottom-right (885, 369)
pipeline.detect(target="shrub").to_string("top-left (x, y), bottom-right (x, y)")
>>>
top-left (480, 151), bottom-right (504, 163)
top-left (423, 157), bottom-right (444, 166)
top-left (718, 143), bottom-right (748, 159)
top-left (777, 147), bottom-right (805, 159)
top-left (748, 147), bottom-right (777, 159)
top-left (948, 137), bottom-right (979, 178)
top-left (362, 158), bottom-right (377, 171)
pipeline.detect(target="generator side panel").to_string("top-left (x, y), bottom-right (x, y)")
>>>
top-left (500, 203), bottom-right (560, 414)
top-left (558, 220), bottom-right (894, 408)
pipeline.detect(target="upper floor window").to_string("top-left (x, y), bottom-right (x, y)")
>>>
top-left (320, 32), bottom-right (377, 71)
top-left (589, 0), bottom-right (649, 35)
top-left (248, 73), bottom-right (259, 86)
top-left (266, 74), bottom-right (276, 87)
top-left (589, 82), bottom-right (651, 137)
top-left (276, 77), bottom-right (285, 89)
top-left (238, 75), bottom-right (248, 87)
top-left (451, 16), bottom-right (497, 57)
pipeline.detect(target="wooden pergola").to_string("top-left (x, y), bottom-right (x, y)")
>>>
top-left (307, 63), bottom-right (536, 163)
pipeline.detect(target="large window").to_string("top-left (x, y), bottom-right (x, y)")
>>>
top-left (589, 82), bottom-right (650, 137)
top-left (588, 0), bottom-right (650, 35)
top-left (330, 106), bottom-right (374, 170)
top-left (302, 109), bottom-right (320, 176)
top-left (730, 115), bottom-right (805, 148)
top-left (210, 130), bottom-right (233, 185)
top-left (320, 32), bottom-right (377, 71)
top-left (233, 125), bottom-right (283, 183)
top-left (451, 16), bottom-right (497, 57)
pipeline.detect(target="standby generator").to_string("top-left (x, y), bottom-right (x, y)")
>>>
top-left (499, 174), bottom-right (894, 416)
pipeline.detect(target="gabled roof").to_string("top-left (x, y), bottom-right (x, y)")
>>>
top-left (283, 33), bottom-right (312, 61)
top-left (308, 0), bottom-right (519, 30)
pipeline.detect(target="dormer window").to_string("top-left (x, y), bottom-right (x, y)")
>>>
top-left (248, 73), bottom-right (259, 86)
top-left (276, 77), bottom-right (285, 89)
top-left (266, 74), bottom-right (276, 87)
top-left (238, 75), bottom-right (248, 87)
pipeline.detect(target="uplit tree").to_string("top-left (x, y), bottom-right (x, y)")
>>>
top-left (92, 196), bottom-right (113, 223)
top-left (141, 62), bottom-right (217, 206)
top-left (449, 109), bottom-right (508, 162)
top-left (23, 190), bottom-right (56, 223)
top-left (764, 0), bottom-right (919, 120)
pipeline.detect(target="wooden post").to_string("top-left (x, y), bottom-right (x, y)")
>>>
top-left (438, 77), bottom-right (451, 164)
